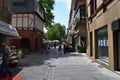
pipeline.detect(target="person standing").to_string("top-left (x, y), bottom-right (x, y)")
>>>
top-left (58, 45), bottom-right (62, 52)
top-left (0, 43), bottom-right (12, 80)
top-left (42, 43), bottom-right (46, 55)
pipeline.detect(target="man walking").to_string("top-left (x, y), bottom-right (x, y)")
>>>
top-left (0, 43), bottom-right (12, 80)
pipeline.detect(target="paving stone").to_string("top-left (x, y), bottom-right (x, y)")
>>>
top-left (13, 48), bottom-right (120, 80)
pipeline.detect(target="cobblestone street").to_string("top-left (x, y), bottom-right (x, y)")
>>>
top-left (13, 48), bottom-right (120, 80)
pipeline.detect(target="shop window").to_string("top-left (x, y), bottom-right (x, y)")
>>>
top-left (97, 27), bottom-right (108, 62)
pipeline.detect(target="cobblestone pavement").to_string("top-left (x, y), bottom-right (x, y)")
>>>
top-left (13, 48), bottom-right (120, 80)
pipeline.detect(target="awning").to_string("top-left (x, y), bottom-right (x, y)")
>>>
top-left (0, 21), bottom-right (20, 38)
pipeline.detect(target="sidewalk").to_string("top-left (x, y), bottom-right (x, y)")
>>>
top-left (13, 48), bottom-right (120, 80)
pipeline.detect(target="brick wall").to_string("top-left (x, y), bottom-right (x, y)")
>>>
top-left (10, 30), bottom-right (43, 51)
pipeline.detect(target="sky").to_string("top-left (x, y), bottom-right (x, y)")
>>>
top-left (53, 0), bottom-right (71, 28)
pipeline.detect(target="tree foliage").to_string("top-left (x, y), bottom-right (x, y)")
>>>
top-left (40, 0), bottom-right (55, 28)
top-left (45, 23), bottom-right (66, 40)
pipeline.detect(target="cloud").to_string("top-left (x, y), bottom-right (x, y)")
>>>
top-left (55, 0), bottom-right (71, 9)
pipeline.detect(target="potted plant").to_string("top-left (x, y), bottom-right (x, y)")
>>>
top-left (77, 45), bottom-right (86, 53)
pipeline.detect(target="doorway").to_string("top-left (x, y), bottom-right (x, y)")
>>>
top-left (35, 38), bottom-right (38, 50)
top-left (117, 32), bottom-right (120, 70)
top-left (21, 38), bottom-right (30, 49)
top-left (90, 32), bottom-right (93, 57)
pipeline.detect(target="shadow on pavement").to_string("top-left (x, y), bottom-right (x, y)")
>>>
top-left (11, 48), bottom-right (86, 76)
top-left (59, 52), bottom-right (86, 58)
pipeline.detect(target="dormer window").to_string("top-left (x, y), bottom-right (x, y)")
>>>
top-left (39, 5), bottom-right (43, 14)
top-left (12, 1), bottom-right (27, 7)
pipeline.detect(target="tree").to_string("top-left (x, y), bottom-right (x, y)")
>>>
top-left (40, 0), bottom-right (55, 28)
top-left (45, 23), bottom-right (66, 40)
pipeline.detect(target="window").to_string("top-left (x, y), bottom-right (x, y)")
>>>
top-left (75, 4), bottom-right (86, 22)
top-left (80, 5), bottom-right (86, 21)
top-left (39, 5), bottom-right (43, 14)
top-left (0, 0), bottom-right (7, 12)
top-left (13, 1), bottom-right (27, 7)
top-left (89, 0), bottom-right (113, 17)
top-left (75, 8), bottom-right (80, 21)
top-left (96, 0), bottom-right (103, 8)
top-left (90, 0), bottom-right (96, 15)
top-left (97, 27), bottom-right (108, 62)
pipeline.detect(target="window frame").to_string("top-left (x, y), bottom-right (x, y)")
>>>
top-left (96, 26), bottom-right (109, 63)
top-left (89, 0), bottom-right (113, 22)
top-left (75, 4), bottom-right (86, 23)
top-left (12, 1), bottom-right (27, 7)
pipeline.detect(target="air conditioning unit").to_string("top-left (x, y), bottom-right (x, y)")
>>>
top-left (111, 18), bottom-right (120, 30)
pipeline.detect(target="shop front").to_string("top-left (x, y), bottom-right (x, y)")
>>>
top-left (96, 27), bottom-right (108, 63)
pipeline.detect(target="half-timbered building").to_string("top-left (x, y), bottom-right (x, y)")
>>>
top-left (9, 0), bottom-right (45, 51)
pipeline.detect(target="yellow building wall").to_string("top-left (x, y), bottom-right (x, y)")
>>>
top-left (87, 0), bottom-right (120, 70)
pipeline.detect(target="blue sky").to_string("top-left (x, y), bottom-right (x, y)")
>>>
top-left (53, 0), bottom-right (71, 28)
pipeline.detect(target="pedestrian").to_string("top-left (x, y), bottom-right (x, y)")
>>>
top-left (58, 45), bottom-right (62, 52)
top-left (41, 43), bottom-right (46, 55)
top-left (46, 43), bottom-right (49, 54)
top-left (0, 43), bottom-right (12, 80)
top-left (54, 42), bottom-right (56, 48)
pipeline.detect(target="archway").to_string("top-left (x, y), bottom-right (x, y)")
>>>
top-left (21, 38), bottom-right (30, 49)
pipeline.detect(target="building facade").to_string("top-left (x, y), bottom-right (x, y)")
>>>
top-left (67, 0), bottom-right (87, 51)
top-left (9, 0), bottom-right (45, 51)
top-left (0, 0), bottom-right (19, 44)
top-left (86, 0), bottom-right (120, 71)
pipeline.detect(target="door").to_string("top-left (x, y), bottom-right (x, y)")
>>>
top-left (90, 32), bottom-right (93, 57)
top-left (118, 32), bottom-right (120, 69)
top-left (21, 38), bottom-right (30, 49)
